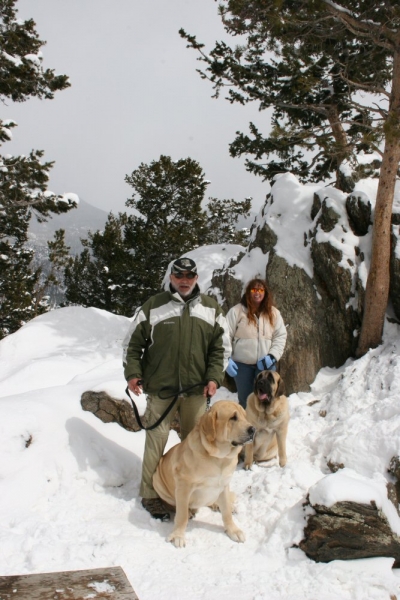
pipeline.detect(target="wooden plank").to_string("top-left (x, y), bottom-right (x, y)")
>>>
top-left (0, 566), bottom-right (139, 599)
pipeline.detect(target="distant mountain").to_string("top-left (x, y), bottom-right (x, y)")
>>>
top-left (28, 199), bottom-right (109, 254)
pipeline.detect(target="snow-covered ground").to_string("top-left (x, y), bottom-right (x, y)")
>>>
top-left (1, 299), bottom-right (400, 599)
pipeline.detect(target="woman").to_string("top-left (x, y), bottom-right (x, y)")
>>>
top-left (226, 278), bottom-right (287, 408)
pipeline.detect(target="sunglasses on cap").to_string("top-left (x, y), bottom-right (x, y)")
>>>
top-left (250, 288), bottom-right (265, 293)
top-left (172, 272), bottom-right (197, 279)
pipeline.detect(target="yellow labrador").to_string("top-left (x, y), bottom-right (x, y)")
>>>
top-left (244, 370), bottom-right (289, 470)
top-left (153, 400), bottom-right (255, 548)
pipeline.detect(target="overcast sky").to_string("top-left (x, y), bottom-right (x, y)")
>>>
top-left (3, 0), bottom-right (271, 214)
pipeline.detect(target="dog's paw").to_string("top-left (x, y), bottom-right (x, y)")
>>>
top-left (279, 457), bottom-right (287, 467)
top-left (243, 462), bottom-right (252, 471)
top-left (167, 532), bottom-right (186, 548)
top-left (226, 527), bottom-right (245, 543)
top-left (208, 502), bottom-right (220, 512)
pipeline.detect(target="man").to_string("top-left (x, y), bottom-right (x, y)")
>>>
top-left (123, 257), bottom-right (231, 521)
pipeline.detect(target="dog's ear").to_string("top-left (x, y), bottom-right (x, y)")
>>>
top-left (276, 375), bottom-right (286, 398)
top-left (200, 409), bottom-right (217, 443)
top-left (236, 404), bottom-right (247, 418)
top-left (253, 372), bottom-right (261, 393)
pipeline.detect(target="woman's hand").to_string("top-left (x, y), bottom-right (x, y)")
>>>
top-left (226, 358), bottom-right (238, 377)
top-left (257, 355), bottom-right (276, 371)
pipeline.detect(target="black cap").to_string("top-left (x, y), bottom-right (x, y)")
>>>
top-left (171, 257), bottom-right (197, 274)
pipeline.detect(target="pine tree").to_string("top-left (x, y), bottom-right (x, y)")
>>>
top-left (0, 0), bottom-right (74, 338)
top-left (0, 203), bottom-right (42, 338)
top-left (0, 0), bottom-right (68, 101)
top-left (182, 0), bottom-right (400, 356)
top-left (180, 1), bottom-right (390, 190)
top-left (123, 155), bottom-right (210, 306)
top-left (63, 249), bottom-right (99, 310)
top-left (206, 197), bottom-right (251, 245)
top-left (64, 156), bottom-right (252, 314)
top-left (64, 213), bottom-right (132, 314)
top-left (36, 229), bottom-right (71, 308)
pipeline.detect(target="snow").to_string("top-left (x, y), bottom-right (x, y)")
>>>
top-left (395, 225), bottom-right (400, 260)
top-left (162, 244), bottom-right (245, 292)
top-left (1, 251), bottom-right (400, 598)
top-left (253, 173), bottom-right (318, 278)
top-left (23, 53), bottom-right (42, 65)
top-left (228, 246), bottom-right (270, 283)
top-left (1, 51), bottom-right (23, 67)
top-left (230, 173), bottom-right (400, 298)
top-left (60, 192), bottom-right (80, 205)
top-left (309, 469), bottom-right (400, 536)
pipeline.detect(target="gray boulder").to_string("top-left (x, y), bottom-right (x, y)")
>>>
top-left (298, 462), bottom-right (400, 565)
top-left (211, 174), bottom-right (400, 394)
top-left (299, 497), bottom-right (400, 566)
top-left (345, 192), bottom-right (372, 236)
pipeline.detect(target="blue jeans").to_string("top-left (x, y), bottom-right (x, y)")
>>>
top-left (234, 361), bottom-right (277, 409)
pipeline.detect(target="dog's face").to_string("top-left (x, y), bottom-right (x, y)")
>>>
top-left (201, 401), bottom-right (255, 447)
top-left (254, 370), bottom-right (285, 407)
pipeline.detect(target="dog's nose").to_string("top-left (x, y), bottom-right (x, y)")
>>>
top-left (248, 426), bottom-right (256, 438)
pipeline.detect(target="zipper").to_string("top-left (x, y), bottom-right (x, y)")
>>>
top-left (256, 315), bottom-right (260, 363)
top-left (178, 301), bottom-right (184, 390)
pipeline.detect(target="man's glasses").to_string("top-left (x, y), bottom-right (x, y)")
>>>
top-left (173, 272), bottom-right (197, 279)
top-left (250, 288), bottom-right (265, 294)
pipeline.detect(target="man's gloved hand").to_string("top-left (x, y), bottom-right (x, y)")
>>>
top-left (226, 357), bottom-right (238, 377)
top-left (257, 354), bottom-right (276, 371)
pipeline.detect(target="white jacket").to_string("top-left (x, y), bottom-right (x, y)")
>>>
top-left (226, 303), bottom-right (287, 365)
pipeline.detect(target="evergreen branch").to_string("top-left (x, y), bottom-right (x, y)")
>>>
top-left (337, 71), bottom-right (390, 97)
top-left (347, 99), bottom-right (387, 119)
top-left (321, 1), bottom-right (397, 50)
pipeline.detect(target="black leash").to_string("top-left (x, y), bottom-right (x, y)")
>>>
top-left (125, 381), bottom-right (210, 431)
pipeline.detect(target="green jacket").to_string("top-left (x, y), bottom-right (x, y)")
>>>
top-left (123, 286), bottom-right (231, 396)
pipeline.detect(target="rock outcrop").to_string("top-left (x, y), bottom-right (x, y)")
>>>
top-left (298, 462), bottom-right (400, 565)
top-left (81, 390), bottom-right (181, 435)
top-left (299, 498), bottom-right (400, 566)
top-left (209, 174), bottom-right (400, 394)
top-left (81, 391), bottom-right (141, 432)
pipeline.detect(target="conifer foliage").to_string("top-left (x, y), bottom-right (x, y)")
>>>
top-left (181, 0), bottom-right (400, 356)
top-left (124, 155), bottom-right (209, 300)
top-left (0, 0), bottom-right (74, 339)
top-left (64, 213), bottom-right (131, 314)
top-left (64, 155), bottom-right (251, 315)
top-left (180, 0), bottom-right (393, 190)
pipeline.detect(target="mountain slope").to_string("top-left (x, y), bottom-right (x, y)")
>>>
top-left (29, 198), bottom-right (109, 253)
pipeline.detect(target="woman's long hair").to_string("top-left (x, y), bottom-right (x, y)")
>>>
top-left (241, 278), bottom-right (275, 326)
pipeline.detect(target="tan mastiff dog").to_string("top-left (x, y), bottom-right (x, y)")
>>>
top-left (153, 400), bottom-right (255, 548)
top-left (244, 370), bottom-right (289, 470)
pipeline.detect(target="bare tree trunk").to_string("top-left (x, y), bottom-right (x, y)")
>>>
top-left (356, 47), bottom-right (400, 357)
top-left (327, 104), bottom-right (349, 163)
top-left (326, 104), bottom-right (356, 192)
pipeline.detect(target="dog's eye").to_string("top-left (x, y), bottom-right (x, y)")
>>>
top-left (230, 413), bottom-right (238, 421)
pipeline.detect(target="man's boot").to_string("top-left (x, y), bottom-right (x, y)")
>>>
top-left (141, 497), bottom-right (170, 521)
